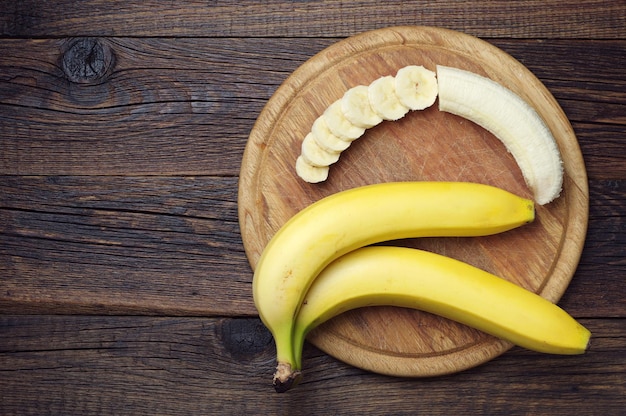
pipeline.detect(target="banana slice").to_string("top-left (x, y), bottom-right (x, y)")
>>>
top-left (311, 116), bottom-right (351, 153)
top-left (323, 100), bottom-right (366, 140)
top-left (395, 65), bottom-right (438, 110)
top-left (295, 155), bottom-right (329, 183)
top-left (301, 132), bottom-right (340, 167)
top-left (340, 85), bottom-right (383, 128)
top-left (368, 75), bottom-right (410, 121)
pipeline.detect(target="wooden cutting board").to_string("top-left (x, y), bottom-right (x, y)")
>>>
top-left (238, 26), bottom-right (588, 377)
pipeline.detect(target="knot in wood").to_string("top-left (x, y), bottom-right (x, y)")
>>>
top-left (219, 318), bottom-right (273, 360)
top-left (62, 38), bottom-right (114, 84)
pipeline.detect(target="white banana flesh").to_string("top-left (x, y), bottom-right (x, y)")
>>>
top-left (295, 65), bottom-right (442, 183)
top-left (323, 100), bottom-right (366, 141)
top-left (294, 65), bottom-right (564, 207)
top-left (293, 246), bottom-right (590, 369)
top-left (311, 116), bottom-right (351, 153)
top-left (368, 75), bottom-right (410, 121)
top-left (295, 155), bottom-right (329, 183)
top-left (395, 65), bottom-right (438, 110)
top-left (436, 65), bottom-right (563, 205)
top-left (341, 85), bottom-right (383, 128)
top-left (300, 132), bottom-right (340, 167)
top-left (252, 181), bottom-right (535, 391)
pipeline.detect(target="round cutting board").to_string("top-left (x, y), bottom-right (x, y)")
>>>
top-left (238, 26), bottom-right (588, 377)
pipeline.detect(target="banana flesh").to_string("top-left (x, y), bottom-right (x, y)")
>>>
top-left (395, 65), bottom-right (438, 110)
top-left (368, 75), bottom-right (410, 121)
top-left (323, 100), bottom-right (366, 141)
top-left (341, 85), bottom-right (383, 128)
top-left (300, 132), bottom-right (340, 167)
top-left (311, 116), bottom-right (351, 153)
top-left (293, 246), bottom-right (590, 370)
top-left (295, 155), bottom-right (328, 183)
top-left (436, 65), bottom-right (563, 205)
top-left (295, 65), bottom-right (439, 180)
top-left (252, 181), bottom-right (535, 391)
top-left (293, 64), bottom-right (564, 208)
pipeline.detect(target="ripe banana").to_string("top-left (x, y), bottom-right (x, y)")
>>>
top-left (436, 65), bottom-right (563, 205)
top-left (301, 132), bottom-right (340, 167)
top-left (295, 155), bottom-right (328, 183)
top-left (395, 65), bottom-right (438, 110)
top-left (294, 65), bottom-right (564, 207)
top-left (323, 100), bottom-right (366, 141)
top-left (311, 116), bottom-right (351, 153)
top-left (341, 84), bottom-right (383, 128)
top-left (368, 75), bottom-right (410, 121)
top-left (252, 181), bottom-right (535, 391)
top-left (293, 246), bottom-right (591, 372)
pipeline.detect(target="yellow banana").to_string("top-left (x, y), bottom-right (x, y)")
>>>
top-left (252, 181), bottom-right (535, 391)
top-left (293, 246), bottom-right (591, 375)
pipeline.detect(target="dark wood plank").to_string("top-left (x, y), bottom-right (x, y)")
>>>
top-left (1, 38), bottom-right (624, 177)
top-left (566, 179), bottom-right (626, 317)
top-left (0, 315), bottom-right (624, 415)
top-left (0, 175), bottom-right (256, 316)
top-left (1, 177), bottom-right (624, 317)
top-left (0, 37), bottom-right (329, 176)
top-left (1, 0), bottom-right (624, 39)
top-left (0, 2), bottom-right (623, 415)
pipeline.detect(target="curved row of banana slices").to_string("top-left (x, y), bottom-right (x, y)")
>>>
top-left (295, 64), bottom-right (565, 205)
top-left (295, 65), bottom-right (438, 183)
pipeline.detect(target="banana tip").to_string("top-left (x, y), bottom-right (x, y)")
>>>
top-left (273, 362), bottom-right (302, 393)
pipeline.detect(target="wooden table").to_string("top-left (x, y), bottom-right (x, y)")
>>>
top-left (1, 1), bottom-right (624, 414)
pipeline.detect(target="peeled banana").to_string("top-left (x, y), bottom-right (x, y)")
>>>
top-left (293, 246), bottom-right (591, 371)
top-left (341, 85), bottom-right (383, 128)
top-left (252, 181), bottom-right (535, 391)
top-left (294, 65), bottom-right (439, 182)
top-left (368, 75), bottom-right (410, 121)
top-left (300, 132), bottom-right (340, 167)
top-left (323, 100), bottom-right (366, 141)
top-left (294, 64), bottom-right (564, 207)
top-left (295, 155), bottom-right (329, 183)
top-left (395, 65), bottom-right (438, 110)
top-left (436, 65), bottom-right (563, 205)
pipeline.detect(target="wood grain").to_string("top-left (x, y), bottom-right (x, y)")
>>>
top-left (0, 177), bottom-right (623, 317)
top-left (0, 315), bottom-right (624, 415)
top-left (0, 175), bottom-right (255, 316)
top-left (238, 26), bottom-right (589, 376)
top-left (1, 37), bottom-right (624, 177)
top-left (1, 0), bottom-right (624, 39)
top-left (0, 0), bottom-right (625, 412)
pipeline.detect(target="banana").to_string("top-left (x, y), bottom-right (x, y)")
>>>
top-left (367, 75), bottom-right (410, 121)
top-left (395, 65), bottom-right (438, 110)
top-left (295, 155), bottom-right (329, 183)
top-left (293, 246), bottom-right (591, 372)
top-left (252, 181), bottom-right (535, 392)
top-left (436, 65), bottom-right (564, 205)
top-left (341, 85), bottom-right (383, 128)
top-left (295, 65), bottom-right (565, 203)
top-left (311, 116), bottom-right (351, 153)
top-left (301, 132), bottom-right (340, 167)
top-left (323, 100), bottom-right (366, 141)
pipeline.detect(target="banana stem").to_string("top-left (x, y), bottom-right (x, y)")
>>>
top-left (273, 362), bottom-right (302, 393)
